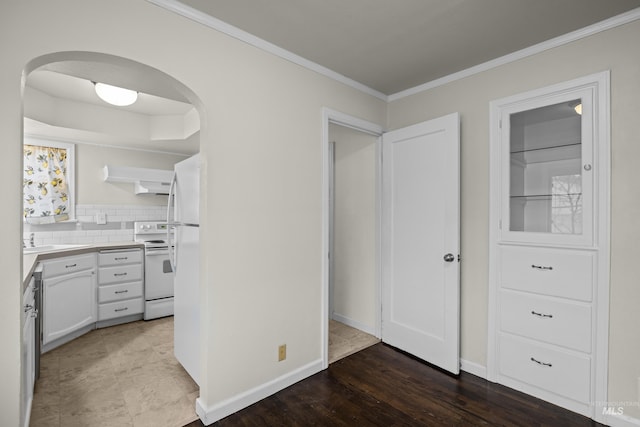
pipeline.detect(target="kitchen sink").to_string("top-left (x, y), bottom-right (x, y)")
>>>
top-left (23, 244), bottom-right (89, 254)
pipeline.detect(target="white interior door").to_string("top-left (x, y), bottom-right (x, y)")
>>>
top-left (381, 112), bottom-right (460, 374)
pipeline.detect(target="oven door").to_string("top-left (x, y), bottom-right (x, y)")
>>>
top-left (144, 247), bottom-right (174, 300)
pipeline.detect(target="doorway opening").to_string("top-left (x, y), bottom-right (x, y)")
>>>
top-left (22, 51), bottom-right (204, 426)
top-left (322, 109), bottom-right (383, 367)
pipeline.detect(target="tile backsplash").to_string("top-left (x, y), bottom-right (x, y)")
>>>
top-left (24, 204), bottom-right (166, 246)
top-left (75, 204), bottom-right (166, 224)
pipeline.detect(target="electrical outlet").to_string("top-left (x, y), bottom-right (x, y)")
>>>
top-left (278, 344), bottom-right (286, 362)
top-left (96, 212), bottom-right (107, 225)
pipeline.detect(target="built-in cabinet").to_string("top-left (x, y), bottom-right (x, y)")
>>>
top-left (488, 72), bottom-right (610, 421)
top-left (41, 254), bottom-right (97, 348)
top-left (97, 249), bottom-right (144, 321)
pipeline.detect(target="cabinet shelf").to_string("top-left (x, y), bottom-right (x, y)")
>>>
top-left (510, 142), bottom-right (581, 155)
top-left (510, 193), bottom-right (582, 200)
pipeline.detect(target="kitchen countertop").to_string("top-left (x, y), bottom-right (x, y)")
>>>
top-left (23, 241), bottom-right (144, 291)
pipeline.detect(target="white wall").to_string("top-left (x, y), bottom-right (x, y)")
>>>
top-left (330, 124), bottom-right (377, 332)
top-left (387, 19), bottom-right (640, 420)
top-left (0, 1), bottom-right (386, 425)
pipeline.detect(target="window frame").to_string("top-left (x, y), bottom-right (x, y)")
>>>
top-left (23, 136), bottom-right (76, 224)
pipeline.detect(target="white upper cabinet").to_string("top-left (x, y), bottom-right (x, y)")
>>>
top-left (491, 74), bottom-right (608, 247)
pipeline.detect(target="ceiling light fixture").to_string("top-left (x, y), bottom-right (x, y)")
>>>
top-left (93, 82), bottom-right (138, 107)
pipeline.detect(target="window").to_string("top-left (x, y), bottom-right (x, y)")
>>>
top-left (23, 138), bottom-right (75, 223)
top-left (551, 173), bottom-right (582, 234)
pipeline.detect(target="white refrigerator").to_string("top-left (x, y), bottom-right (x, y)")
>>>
top-left (167, 154), bottom-right (200, 385)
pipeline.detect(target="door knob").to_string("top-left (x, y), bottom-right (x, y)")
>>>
top-left (443, 253), bottom-right (455, 262)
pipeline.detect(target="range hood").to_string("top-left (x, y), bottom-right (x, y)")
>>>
top-left (103, 165), bottom-right (173, 195)
top-left (134, 181), bottom-right (172, 195)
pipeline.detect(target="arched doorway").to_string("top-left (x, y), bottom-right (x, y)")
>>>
top-left (22, 51), bottom-right (204, 427)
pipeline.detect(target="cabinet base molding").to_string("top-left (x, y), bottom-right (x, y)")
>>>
top-left (42, 323), bottom-right (94, 354)
top-left (41, 314), bottom-right (144, 353)
top-left (96, 313), bottom-right (143, 329)
top-left (495, 374), bottom-right (592, 418)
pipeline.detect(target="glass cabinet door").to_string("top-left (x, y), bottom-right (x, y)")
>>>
top-left (501, 89), bottom-right (594, 246)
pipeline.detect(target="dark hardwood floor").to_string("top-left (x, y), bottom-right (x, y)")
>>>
top-left (184, 343), bottom-right (603, 426)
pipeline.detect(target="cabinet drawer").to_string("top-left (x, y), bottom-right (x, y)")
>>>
top-left (499, 246), bottom-right (593, 301)
top-left (98, 249), bottom-right (143, 266)
top-left (498, 333), bottom-right (591, 403)
top-left (499, 290), bottom-right (592, 353)
top-left (98, 264), bottom-right (142, 285)
top-left (98, 297), bottom-right (144, 321)
top-left (42, 254), bottom-right (96, 278)
top-left (98, 281), bottom-right (143, 303)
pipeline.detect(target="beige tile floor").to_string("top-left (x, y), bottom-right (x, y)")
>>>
top-left (30, 316), bottom-right (199, 427)
top-left (29, 317), bottom-right (377, 427)
top-left (328, 319), bottom-right (380, 364)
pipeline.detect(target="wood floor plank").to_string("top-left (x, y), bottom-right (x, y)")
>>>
top-left (184, 343), bottom-right (603, 426)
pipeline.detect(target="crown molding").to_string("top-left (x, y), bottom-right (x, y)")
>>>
top-left (388, 7), bottom-right (640, 101)
top-left (148, 1), bottom-right (640, 104)
top-left (146, 0), bottom-right (388, 101)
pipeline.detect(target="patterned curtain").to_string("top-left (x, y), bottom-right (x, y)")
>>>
top-left (23, 144), bottom-right (70, 221)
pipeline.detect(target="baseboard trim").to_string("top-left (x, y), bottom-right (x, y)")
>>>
top-left (606, 412), bottom-right (640, 427)
top-left (330, 313), bottom-right (378, 337)
top-left (195, 359), bottom-right (324, 425)
top-left (459, 359), bottom-right (487, 379)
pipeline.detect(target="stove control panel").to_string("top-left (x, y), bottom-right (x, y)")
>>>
top-left (135, 221), bottom-right (170, 234)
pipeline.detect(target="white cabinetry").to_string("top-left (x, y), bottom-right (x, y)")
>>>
top-left (42, 254), bottom-right (96, 348)
top-left (22, 276), bottom-right (37, 427)
top-left (488, 72), bottom-right (610, 421)
top-left (97, 249), bottom-right (144, 323)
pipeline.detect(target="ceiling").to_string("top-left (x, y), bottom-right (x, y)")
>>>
top-left (24, 0), bottom-right (640, 153)
top-left (177, 0), bottom-right (640, 95)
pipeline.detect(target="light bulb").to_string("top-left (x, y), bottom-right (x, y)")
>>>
top-left (574, 103), bottom-right (582, 115)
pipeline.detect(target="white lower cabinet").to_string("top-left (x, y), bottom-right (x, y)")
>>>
top-left (491, 245), bottom-right (598, 416)
top-left (97, 249), bottom-right (144, 322)
top-left (42, 254), bottom-right (97, 346)
top-left (22, 277), bottom-right (36, 427)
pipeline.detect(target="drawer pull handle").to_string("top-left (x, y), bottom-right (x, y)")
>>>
top-left (531, 310), bottom-right (553, 318)
top-left (115, 307), bottom-right (129, 312)
top-left (531, 264), bottom-right (553, 271)
top-left (115, 290), bottom-right (129, 294)
top-left (65, 263), bottom-right (77, 268)
top-left (114, 273), bottom-right (128, 277)
top-left (530, 357), bottom-right (552, 367)
top-left (114, 257), bottom-right (128, 261)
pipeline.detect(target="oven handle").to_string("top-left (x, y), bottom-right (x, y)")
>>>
top-left (145, 249), bottom-right (170, 256)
